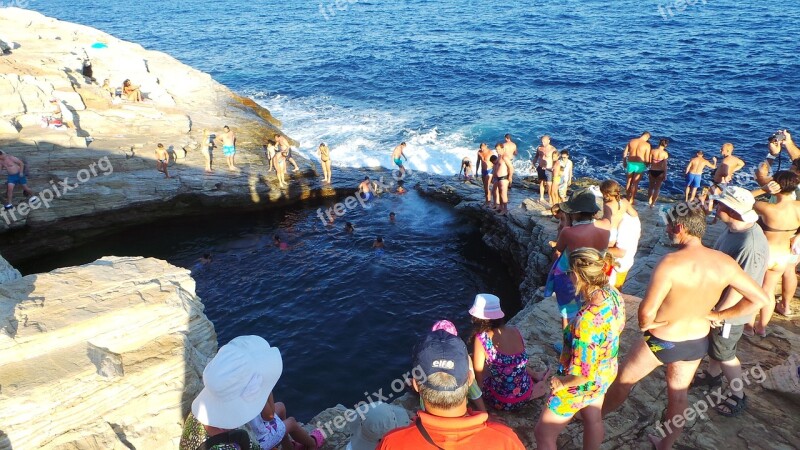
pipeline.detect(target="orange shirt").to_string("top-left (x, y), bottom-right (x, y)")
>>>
top-left (377, 410), bottom-right (524, 450)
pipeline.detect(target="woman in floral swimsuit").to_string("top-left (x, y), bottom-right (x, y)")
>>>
top-left (469, 294), bottom-right (550, 411)
top-left (534, 248), bottom-right (626, 450)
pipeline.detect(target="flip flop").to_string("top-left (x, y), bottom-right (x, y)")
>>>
top-left (310, 428), bottom-right (325, 449)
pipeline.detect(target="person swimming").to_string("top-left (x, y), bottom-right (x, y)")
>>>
top-left (396, 180), bottom-right (407, 194)
top-left (358, 176), bottom-right (374, 201)
top-left (389, 212), bottom-right (396, 223)
top-left (273, 235), bottom-right (289, 251)
top-left (345, 222), bottom-right (354, 233)
top-left (191, 253), bottom-right (213, 272)
top-left (373, 236), bottom-right (385, 254)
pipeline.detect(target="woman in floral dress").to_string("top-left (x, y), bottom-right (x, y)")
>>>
top-left (534, 248), bottom-right (626, 450)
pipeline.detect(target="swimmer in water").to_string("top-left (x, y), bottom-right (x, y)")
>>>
top-left (373, 236), bottom-right (385, 250)
top-left (396, 180), bottom-right (407, 194)
top-left (345, 222), bottom-right (354, 233)
top-left (358, 176), bottom-right (374, 201)
top-left (191, 253), bottom-right (212, 272)
top-left (273, 235), bottom-right (289, 251)
top-left (389, 212), bottom-right (396, 223)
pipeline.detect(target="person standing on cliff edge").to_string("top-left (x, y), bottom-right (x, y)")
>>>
top-left (622, 131), bottom-right (651, 204)
top-left (601, 203), bottom-right (768, 450)
top-left (0, 151), bottom-right (39, 210)
top-left (275, 134), bottom-right (300, 172)
top-left (217, 125), bottom-right (237, 172)
top-left (476, 143), bottom-right (494, 206)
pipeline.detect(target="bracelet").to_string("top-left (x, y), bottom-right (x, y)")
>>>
top-left (766, 154), bottom-right (777, 160)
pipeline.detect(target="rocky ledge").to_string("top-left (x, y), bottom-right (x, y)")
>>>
top-left (0, 255), bottom-right (216, 450)
top-left (0, 8), bottom-right (365, 265)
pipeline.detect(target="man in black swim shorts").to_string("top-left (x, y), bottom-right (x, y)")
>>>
top-left (601, 204), bottom-right (768, 450)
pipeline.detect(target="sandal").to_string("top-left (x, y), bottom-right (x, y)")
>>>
top-left (691, 370), bottom-right (723, 389)
top-left (309, 428), bottom-right (325, 449)
top-left (716, 393), bottom-right (747, 417)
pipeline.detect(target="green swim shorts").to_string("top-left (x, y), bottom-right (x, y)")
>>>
top-left (626, 161), bottom-right (647, 174)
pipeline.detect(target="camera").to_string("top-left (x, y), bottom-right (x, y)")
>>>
top-left (770, 130), bottom-right (786, 143)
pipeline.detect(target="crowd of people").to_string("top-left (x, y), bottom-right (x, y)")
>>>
top-left (178, 127), bottom-right (800, 450)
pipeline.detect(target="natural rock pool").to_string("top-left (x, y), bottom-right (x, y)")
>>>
top-left (20, 190), bottom-right (520, 420)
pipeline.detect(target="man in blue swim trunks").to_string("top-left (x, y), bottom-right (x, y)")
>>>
top-left (391, 142), bottom-right (408, 178)
top-left (0, 150), bottom-right (39, 210)
top-left (216, 125), bottom-right (238, 171)
top-left (622, 131), bottom-right (652, 205)
top-left (684, 150), bottom-right (717, 202)
top-left (358, 176), bottom-right (374, 201)
top-left (602, 204), bottom-right (768, 450)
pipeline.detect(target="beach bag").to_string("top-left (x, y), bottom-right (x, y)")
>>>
top-left (195, 429), bottom-right (251, 450)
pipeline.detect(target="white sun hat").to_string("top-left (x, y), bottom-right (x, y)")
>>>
top-left (191, 335), bottom-right (283, 429)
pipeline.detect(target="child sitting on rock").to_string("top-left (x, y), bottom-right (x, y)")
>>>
top-left (249, 392), bottom-right (324, 450)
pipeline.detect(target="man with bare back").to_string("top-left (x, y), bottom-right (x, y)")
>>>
top-left (476, 143), bottom-right (494, 205)
top-left (0, 151), bottom-right (38, 209)
top-left (503, 134), bottom-right (518, 161)
top-left (684, 151), bottom-right (717, 202)
top-left (601, 204), bottom-right (768, 450)
top-left (491, 143), bottom-right (514, 215)
top-left (708, 143), bottom-right (745, 210)
top-left (536, 135), bottom-right (557, 205)
top-left (392, 142), bottom-right (408, 178)
top-left (275, 134), bottom-right (300, 172)
top-left (623, 132), bottom-right (651, 204)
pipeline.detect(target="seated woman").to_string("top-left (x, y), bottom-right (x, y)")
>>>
top-left (750, 171), bottom-right (800, 335)
top-left (600, 180), bottom-right (638, 247)
top-left (534, 248), bottom-right (626, 450)
top-left (470, 294), bottom-right (549, 411)
top-left (122, 79), bottom-right (143, 102)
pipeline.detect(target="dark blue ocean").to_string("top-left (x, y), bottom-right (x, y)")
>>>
top-left (29, 0), bottom-right (800, 192)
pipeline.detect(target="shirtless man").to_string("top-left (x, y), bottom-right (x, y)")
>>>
top-left (476, 143), bottom-right (494, 205)
top-left (602, 204), bottom-right (768, 450)
top-left (623, 131), bottom-right (652, 204)
top-left (358, 176), bottom-right (374, 202)
top-left (0, 151), bottom-right (38, 209)
top-left (684, 151), bottom-right (717, 202)
top-left (709, 143), bottom-right (745, 210)
top-left (216, 125), bottom-right (237, 171)
top-left (391, 142), bottom-right (408, 178)
top-left (536, 136), bottom-right (558, 205)
top-left (275, 134), bottom-right (300, 172)
top-left (155, 143), bottom-right (172, 178)
top-left (503, 134), bottom-right (518, 161)
top-left (459, 157), bottom-right (472, 180)
top-left (490, 143), bottom-right (514, 215)
top-left (273, 150), bottom-right (288, 188)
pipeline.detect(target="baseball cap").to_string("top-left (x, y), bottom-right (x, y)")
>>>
top-left (412, 330), bottom-right (469, 391)
top-left (711, 186), bottom-right (758, 223)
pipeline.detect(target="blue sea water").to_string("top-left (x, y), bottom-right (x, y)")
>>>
top-left (28, 0), bottom-right (800, 193)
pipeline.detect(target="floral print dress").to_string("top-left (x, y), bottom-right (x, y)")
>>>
top-left (477, 329), bottom-right (534, 410)
top-left (547, 286), bottom-right (626, 417)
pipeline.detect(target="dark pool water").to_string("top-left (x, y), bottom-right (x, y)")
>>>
top-left (20, 191), bottom-right (520, 420)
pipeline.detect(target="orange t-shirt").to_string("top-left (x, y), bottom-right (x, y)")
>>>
top-left (377, 410), bottom-right (524, 450)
